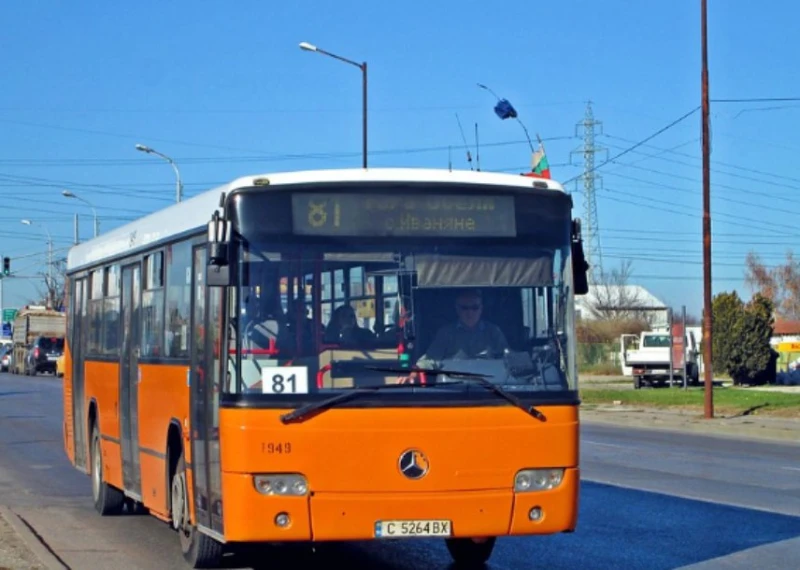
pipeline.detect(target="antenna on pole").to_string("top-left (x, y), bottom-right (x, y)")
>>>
top-left (455, 113), bottom-right (474, 170)
top-left (475, 123), bottom-right (481, 171)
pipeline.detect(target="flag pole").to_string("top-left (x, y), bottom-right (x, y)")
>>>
top-left (536, 133), bottom-right (545, 157)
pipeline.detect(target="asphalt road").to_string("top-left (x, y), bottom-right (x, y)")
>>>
top-left (1, 372), bottom-right (799, 570)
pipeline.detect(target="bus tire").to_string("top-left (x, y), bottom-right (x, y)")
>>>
top-left (172, 451), bottom-right (223, 568)
top-left (445, 537), bottom-right (496, 567)
top-left (91, 424), bottom-right (125, 515)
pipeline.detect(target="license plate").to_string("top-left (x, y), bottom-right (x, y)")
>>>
top-left (375, 520), bottom-right (451, 538)
top-left (47, 356), bottom-right (58, 361)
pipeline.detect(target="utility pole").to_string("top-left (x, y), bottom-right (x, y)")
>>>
top-left (0, 256), bottom-right (8, 337)
top-left (48, 239), bottom-right (53, 309)
top-left (571, 102), bottom-right (607, 283)
top-left (701, 0), bottom-right (714, 419)
top-left (668, 307), bottom-right (674, 386)
top-left (682, 305), bottom-right (688, 390)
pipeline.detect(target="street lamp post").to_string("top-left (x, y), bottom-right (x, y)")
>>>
top-left (299, 41), bottom-right (368, 169)
top-left (135, 144), bottom-right (184, 202)
top-left (62, 190), bottom-right (99, 238)
top-left (21, 219), bottom-right (53, 306)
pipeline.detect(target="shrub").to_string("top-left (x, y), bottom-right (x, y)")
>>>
top-left (711, 291), bottom-right (775, 385)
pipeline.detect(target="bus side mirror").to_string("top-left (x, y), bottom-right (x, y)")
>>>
top-left (571, 219), bottom-right (589, 296)
top-left (207, 211), bottom-right (232, 287)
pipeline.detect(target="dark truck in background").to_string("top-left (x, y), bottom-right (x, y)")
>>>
top-left (11, 306), bottom-right (66, 375)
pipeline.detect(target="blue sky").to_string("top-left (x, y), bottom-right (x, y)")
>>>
top-left (1, 0), bottom-right (798, 317)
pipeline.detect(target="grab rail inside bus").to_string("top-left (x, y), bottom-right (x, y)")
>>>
top-left (229, 337), bottom-right (280, 356)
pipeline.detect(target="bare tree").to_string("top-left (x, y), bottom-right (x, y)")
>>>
top-left (585, 260), bottom-right (654, 324)
top-left (745, 250), bottom-right (800, 321)
top-left (33, 258), bottom-right (67, 311)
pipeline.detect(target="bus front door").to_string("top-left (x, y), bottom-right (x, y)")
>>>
top-left (71, 277), bottom-right (89, 470)
top-left (119, 263), bottom-right (142, 498)
top-left (189, 245), bottom-right (225, 534)
top-left (190, 247), bottom-right (211, 529)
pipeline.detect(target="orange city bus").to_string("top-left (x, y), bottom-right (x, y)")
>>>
top-left (62, 167), bottom-right (589, 567)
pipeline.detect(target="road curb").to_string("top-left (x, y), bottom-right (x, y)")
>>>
top-left (581, 411), bottom-right (800, 444)
top-left (0, 506), bottom-right (68, 570)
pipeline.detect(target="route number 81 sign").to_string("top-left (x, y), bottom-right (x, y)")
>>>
top-left (261, 367), bottom-right (310, 394)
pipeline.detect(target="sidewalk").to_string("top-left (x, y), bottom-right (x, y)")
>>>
top-left (0, 507), bottom-right (63, 570)
top-left (581, 404), bottom-right (800, 443)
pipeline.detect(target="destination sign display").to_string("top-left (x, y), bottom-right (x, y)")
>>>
top-left (291, 194), bottom-right (517, 237)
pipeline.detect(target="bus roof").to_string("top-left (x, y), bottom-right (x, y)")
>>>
top-left (66, 167), bottom-right (567, 272)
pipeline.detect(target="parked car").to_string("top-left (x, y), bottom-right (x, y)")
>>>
top-left (0, 345), bottom-right (12, 372)
top-left (23, 336), bottom-right (64, 376)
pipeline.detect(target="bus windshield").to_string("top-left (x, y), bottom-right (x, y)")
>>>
top-left (225, 241), bottom-right (575, 397)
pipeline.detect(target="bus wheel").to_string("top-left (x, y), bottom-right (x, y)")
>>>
top-left (445, 537), bottom-right (496, 567)
top-left (91, 425), bottom-right (124, 515)
top-left (172, 451), bottom-right (223, 568)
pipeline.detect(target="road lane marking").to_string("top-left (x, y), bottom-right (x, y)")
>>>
top-left (781, 466), bottom-right (800, 472)
top-left (583, 440), bottom-right (628, 449)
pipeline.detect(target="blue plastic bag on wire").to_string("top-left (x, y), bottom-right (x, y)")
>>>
top-left (494, 99), bottom-right (518, 120)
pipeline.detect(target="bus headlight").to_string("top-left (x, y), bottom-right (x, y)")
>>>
top-left (253, 474), bottom-right (309, 496)
top-left (514, 469), bottom-right (564, 492)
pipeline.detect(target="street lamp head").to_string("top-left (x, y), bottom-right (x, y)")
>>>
top-left (21, 219), bottom-right (32, 226)
top-left (62, 190), bottom-right (75, 198)
top-left (299, 42), bottom-right (318, 52)
top-left (135, 143), bottom-right (152, 153)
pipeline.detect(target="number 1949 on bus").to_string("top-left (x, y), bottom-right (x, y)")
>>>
top-left (262, 442), bottom-right (292, 454)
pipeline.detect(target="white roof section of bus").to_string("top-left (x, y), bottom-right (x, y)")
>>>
top-left (67, 168), bottom-right (566, 271)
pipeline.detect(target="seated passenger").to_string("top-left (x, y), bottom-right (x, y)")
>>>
top-left (417, 289), bottom-right (508, 366)
top-left (283, 303), bottom-right (315, 355)
top-left (324, 305), bottom-right (374, 346)
top-left (243, 291), bottom-right (289, 354)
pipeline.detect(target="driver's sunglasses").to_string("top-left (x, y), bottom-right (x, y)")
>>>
top-left (457, 304), bottom-right (481, 312)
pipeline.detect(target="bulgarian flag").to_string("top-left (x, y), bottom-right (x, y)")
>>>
top-left (530, 141), bottom-right (551, 179)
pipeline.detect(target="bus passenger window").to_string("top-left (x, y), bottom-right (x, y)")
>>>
top-left (87, 269), bottom-right (104, 354)
top-left (164, 242), bottom-right (192, 358)
top-left (103, 265), bottom-right (120, 355)
top-left (141, 253), bottom-right (164, 357)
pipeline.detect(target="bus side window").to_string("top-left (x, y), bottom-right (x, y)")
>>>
top-left (164, 242), bottom-right (192, 358)
top-left (87, 269), bottom-right (104, 354)
top-left (142, 253), bottom-right (165, 357)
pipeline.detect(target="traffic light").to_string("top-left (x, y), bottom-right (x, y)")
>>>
top-left (2, 257), bottom-right (9, 276)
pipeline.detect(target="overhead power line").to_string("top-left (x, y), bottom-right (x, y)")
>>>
top-left (711, 97), bottom-right (800, 103)
top-left (561, 107), bottom-right (699, 185)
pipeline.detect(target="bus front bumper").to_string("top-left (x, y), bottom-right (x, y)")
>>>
top-left (220, 467), bottom-right (579, 542)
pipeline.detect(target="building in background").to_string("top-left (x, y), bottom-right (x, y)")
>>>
top-left (575, 284), bottom-right (669, 329)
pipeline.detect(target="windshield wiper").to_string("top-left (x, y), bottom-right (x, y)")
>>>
top-left (280, 366), bottom-right (547, 425)
top-left (460, 374), bottom-right (547, 421)
top-left (366, 366), bottom-right (547, 422)
top-left (279, 381), bottom-right (464, 425)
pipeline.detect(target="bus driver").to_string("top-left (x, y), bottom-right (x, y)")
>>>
top-left (417, 288), bottom-right (508, 367)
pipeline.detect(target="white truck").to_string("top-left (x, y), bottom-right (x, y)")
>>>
top-left (620, 324), bottom-right (700, 389)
